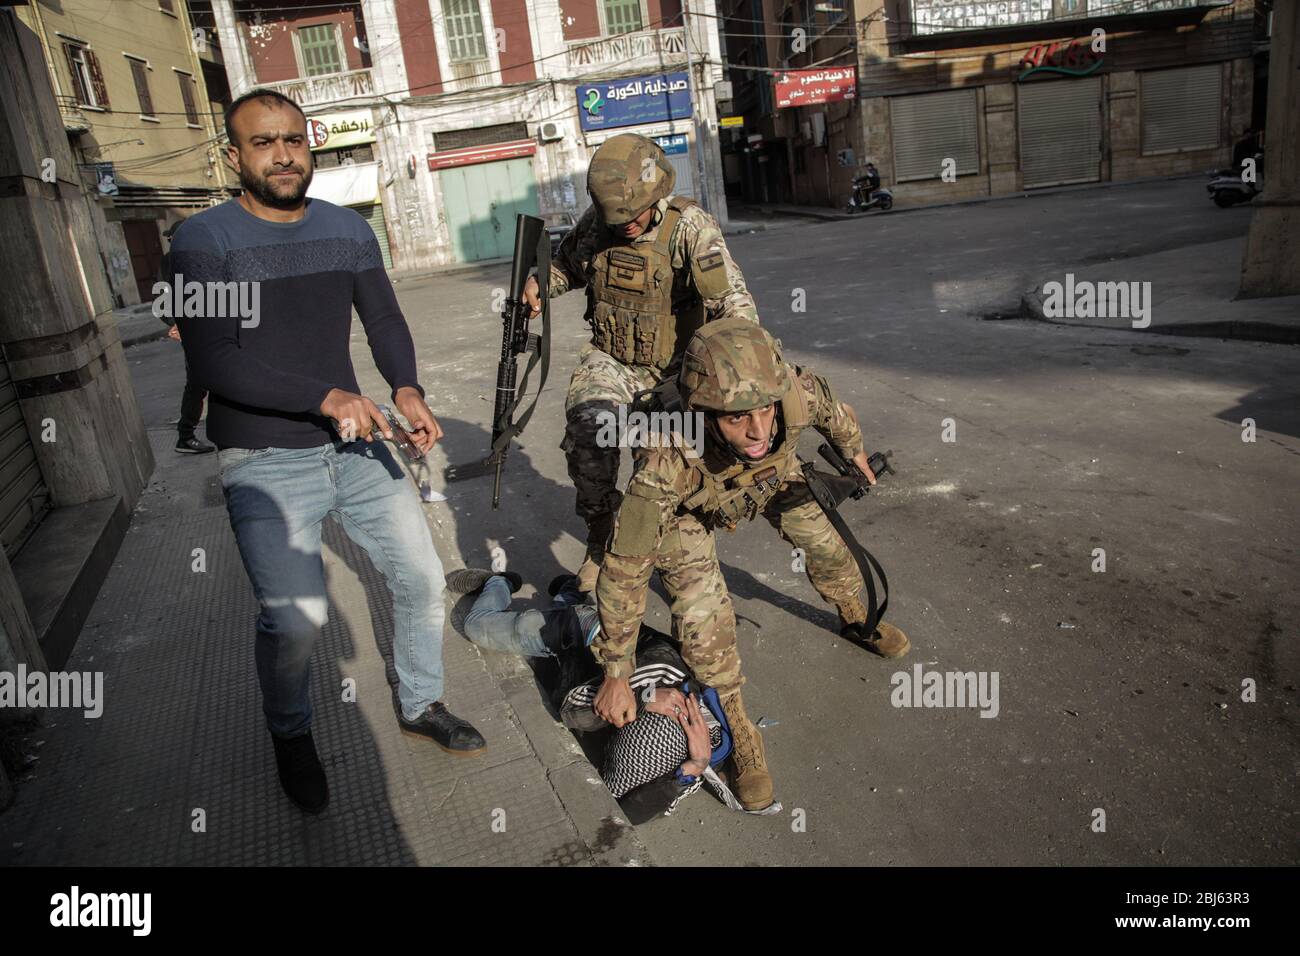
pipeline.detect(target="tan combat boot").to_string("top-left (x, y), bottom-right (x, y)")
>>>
top-left (720, 691), bottom-right (774, 811)
top-left (870, 622), bottom-right (911, 658)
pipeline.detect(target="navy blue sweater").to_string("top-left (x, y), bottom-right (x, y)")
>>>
top-left (169, 198), bottom-right (422, 449)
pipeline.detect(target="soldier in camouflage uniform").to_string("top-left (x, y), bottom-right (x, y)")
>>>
top-left (590, 318), bottom-right (910, 811)
top-left (522, 133), bottom-right (759, 593)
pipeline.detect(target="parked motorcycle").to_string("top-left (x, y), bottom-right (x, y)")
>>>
top-left (1207, 152), bottom-right (1262, 208)
top-left (845, 174), bottom-right (893, 214)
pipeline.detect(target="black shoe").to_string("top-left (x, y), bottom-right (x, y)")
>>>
top-left (547, 573), bottom-right (591, 606)
top-left (176, 436), bottom-right (215, 454)
top-left (399, 701), bottom-right (486, 755)
top-left (271, 731), bottom-right (329, 813)
top-left (445, 568), bottom-right (522, 596)
top-left (548, 573), bottom-right (579, 598)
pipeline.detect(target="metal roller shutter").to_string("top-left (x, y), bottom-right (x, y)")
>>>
top-left (1018, 77), bottom-right (1101, 189)
top-left (357, 203), bottom-right (393, 270)
top-left (890, 89), bottom-right (980, 182)
top-left (0, 355), bottom-right (50, 557)
top-left (1140, 64), bottom-right (1222, 155)
top-left (665, 152), bottom-right (695, 199)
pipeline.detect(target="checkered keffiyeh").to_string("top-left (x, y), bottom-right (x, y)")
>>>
top-left (602, 707), bottom-right (723, 799)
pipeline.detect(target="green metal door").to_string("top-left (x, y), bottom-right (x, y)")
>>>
top-left (439, 157), bottom-right (540, 262)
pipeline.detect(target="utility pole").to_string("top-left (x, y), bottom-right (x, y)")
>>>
top-left (681, 1), bottom-right (711, 214)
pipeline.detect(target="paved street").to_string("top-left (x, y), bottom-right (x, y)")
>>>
top-left (383, 176), bottom-right (1297, 865)
top-left (8, 176), bottom-right (1293, 867)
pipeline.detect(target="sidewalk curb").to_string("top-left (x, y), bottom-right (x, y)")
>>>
top-left (496, 671), bottom-right (652, 866)
top-left (121, 325), bottom-right (170, 348)
top-left (744, 173), bottom-right (1218, 225)
top-left (1018, 290), bottom-right (1300, 345)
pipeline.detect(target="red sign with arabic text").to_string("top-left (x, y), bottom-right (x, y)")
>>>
top-left (427, 140), bottom-right (537, 171)
top-left (773, 67), bottom-right (857, 109)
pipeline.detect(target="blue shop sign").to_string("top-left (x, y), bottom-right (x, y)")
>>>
top-left (577, 73), bottom-right (692, 132)
top-left (654, 134), bottom-right (689, 155)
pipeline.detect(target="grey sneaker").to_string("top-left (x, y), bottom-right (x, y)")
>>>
top-left (445, 568), bottom-right (521, 595)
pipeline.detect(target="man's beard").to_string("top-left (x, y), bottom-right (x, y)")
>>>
top-left (240, 162), bottom-right (312, 210)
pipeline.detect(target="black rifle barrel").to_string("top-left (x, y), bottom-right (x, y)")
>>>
top-left (488, 214), bottom-right (545, 507)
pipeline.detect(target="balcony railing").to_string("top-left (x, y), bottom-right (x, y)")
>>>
top-left (56, 94), bottom-right (92, 133)
top-left (567, 27), bottom-right (687, 69)
top-left (450, 59), bottom-right (494, 90)
top-left (263, 68), bottom-right (375, 108)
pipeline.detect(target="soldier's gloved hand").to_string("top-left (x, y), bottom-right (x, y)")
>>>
top-left (594, 676), bottom-right (636, 728)
top-left (522, 275), bottom-right (542, 318)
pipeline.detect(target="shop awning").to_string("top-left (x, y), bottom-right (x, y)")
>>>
top-left (307, 161), bottom-right (380, 207)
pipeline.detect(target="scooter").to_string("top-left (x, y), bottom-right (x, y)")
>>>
top-left (845, 175), bottom-right (893, 214)
top-left (1207, 153), bottom-right (1262, 208)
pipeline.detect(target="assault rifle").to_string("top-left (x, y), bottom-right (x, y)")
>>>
top-left (444, 214), bottom-right (551, 508)
top-left (814, 443), bottom-right (893, 505)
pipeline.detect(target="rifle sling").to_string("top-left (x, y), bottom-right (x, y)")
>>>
top-left (488, 228), bottom-right (551, 457)
top-left (797, 459), bottom-right (889, 637)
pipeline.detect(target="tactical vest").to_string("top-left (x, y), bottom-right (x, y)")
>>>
top-left (636, 371), bottom-right (812, 531)
top-left (587, 197), bottom-right (704, 370)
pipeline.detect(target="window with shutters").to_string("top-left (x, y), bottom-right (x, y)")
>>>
top-left (1140, 64), bottom-right (1222, 155)
top-left (297, 23), bottom-right (344, 76)
top-left (443, 0), bottom-right (488, 61)
top-left (62, 42), bottom-right (109, 109)
top-left (126, 56), bottom-right (154, 118)
top-left (890, 89), bottom-right (980, 182)
top-left (176, 71), bottom-right (199, 126)
top-left (603, 0), bottom-right (644, 36)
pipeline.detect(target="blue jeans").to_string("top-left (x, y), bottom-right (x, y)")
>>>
top-left (462, 576), bottom-right (559, 658)
top-left (219, 441), bottom-right (446, 736)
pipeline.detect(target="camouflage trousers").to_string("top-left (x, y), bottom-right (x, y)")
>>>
top-left (652, 508), bottom-right (745, 698)
top-left (761, 490), bottom-right (870, 627)
top-left (641, 491), bottom-right (868, 699)
top-left (562, 345), bottom-right (666, 589)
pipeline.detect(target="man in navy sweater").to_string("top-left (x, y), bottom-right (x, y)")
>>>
top-left (171, 89), bottom-right (484, 814)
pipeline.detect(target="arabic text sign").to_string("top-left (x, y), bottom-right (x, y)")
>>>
top-left (773, 67), bottom-right (857, 110)
top-left (910, 0), bottom-right (1205, 35)
top-left (428, 140), bottom-right (537, 171)
top-left (307, 110), bottom-right (375, 150)
top-left (577, 72), bottom-right (692, 132)
top-left (653, 133), bottom-right (689, 156)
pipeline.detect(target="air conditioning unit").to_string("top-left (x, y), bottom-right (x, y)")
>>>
top-left (539, 121), bottom-right (565, 143)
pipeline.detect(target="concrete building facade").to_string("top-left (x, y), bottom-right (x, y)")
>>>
top-left (209, 0), bottom-right (730, 271)
top-left (16, 0), bottom-right (231, 306)
top-left (0, 8), bottom-right (153, 685)
top-left (720, 0), bottom-right (1269, 210)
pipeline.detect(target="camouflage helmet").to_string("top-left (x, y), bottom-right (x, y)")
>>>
top-left (679, 318), bottom-right (790, 413)
top-left (587, 133), bottom-right (675, 226)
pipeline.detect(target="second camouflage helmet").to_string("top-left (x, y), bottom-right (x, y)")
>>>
top-left (587, 133), bottom-right (676, 226)
top-left (678, 318), bottom-right (790, 413)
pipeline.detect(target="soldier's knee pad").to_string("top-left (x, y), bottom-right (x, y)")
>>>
top-left (561, 400), bottom-right (621, 454)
